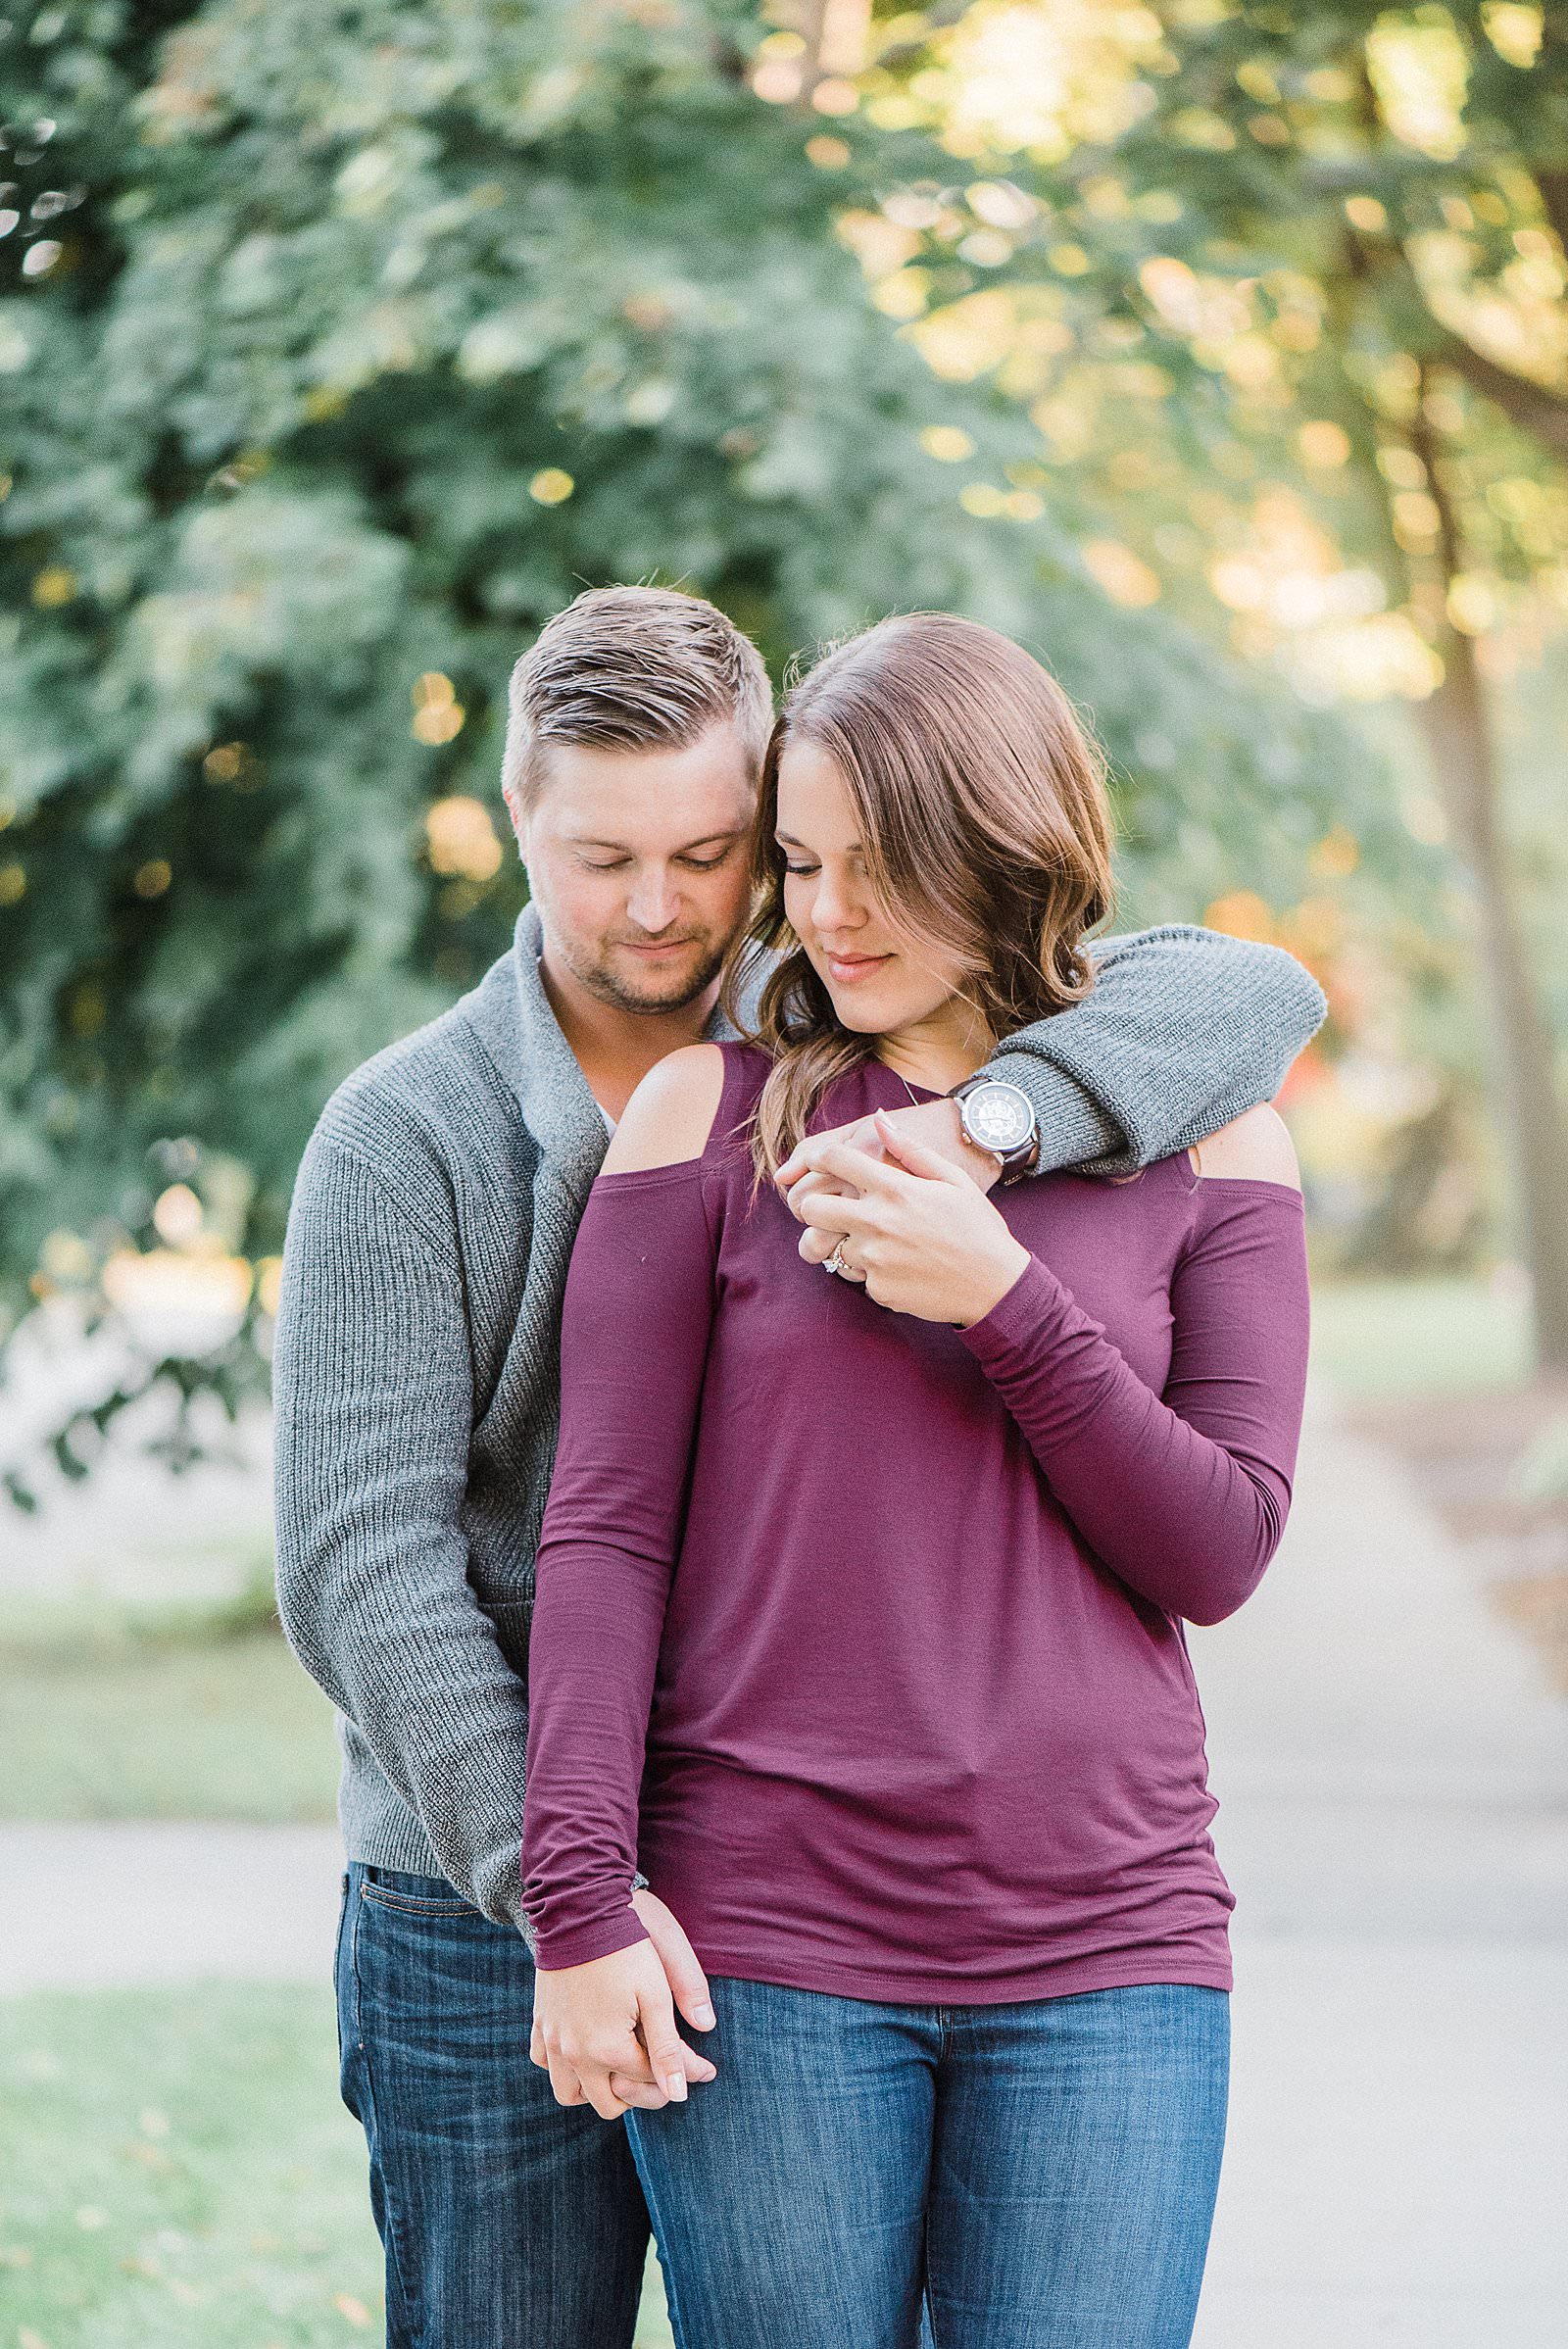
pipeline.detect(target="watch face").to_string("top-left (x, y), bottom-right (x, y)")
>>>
top-left (963, 1082), bottom-right (1035, 1154)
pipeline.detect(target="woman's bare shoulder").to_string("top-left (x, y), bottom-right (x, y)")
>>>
top-left (1186, 1102), bottom-right (1301, 1191)
top-left (600, 1044), bottom-right (729, 1175)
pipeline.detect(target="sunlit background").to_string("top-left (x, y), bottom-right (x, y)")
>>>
top-left (2, 4), bottom-right (1565, 2345)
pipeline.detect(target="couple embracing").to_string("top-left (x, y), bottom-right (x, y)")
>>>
top-left (274, 584), bottom-right (1316, 2349)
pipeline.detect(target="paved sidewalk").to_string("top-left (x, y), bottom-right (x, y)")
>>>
top-left (1189, 1387), bottom-right (1568, 2347)
top-left (3, 1388), bottom-right (1565, 2340)
top-left (0, 1822), bottom-right (344, 1991)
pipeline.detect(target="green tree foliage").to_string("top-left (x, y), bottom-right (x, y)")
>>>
top-left (0, 0), bottom-right (1359, 1483)
top-left (1105, 0), bottom-right (1568, 1362)
top-left (866, 0), bottom-right (1568, 1356)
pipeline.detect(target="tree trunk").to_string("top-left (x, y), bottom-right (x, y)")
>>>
top-left (792, 0), bottom-right (870, 78)
top-left (1405, 388), bottom-right (1568, 1369)
top-left (1414, 623), bottom-right (1568, 1368)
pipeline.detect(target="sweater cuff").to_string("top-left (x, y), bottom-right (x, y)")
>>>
top-left (531, 1905), bottom-right (654, 1974)
top-left (979, 1049), bottom-right (1126, 1175)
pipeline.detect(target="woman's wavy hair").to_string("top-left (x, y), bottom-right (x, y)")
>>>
top-left (720, 611), bottom-right (1116, 1184)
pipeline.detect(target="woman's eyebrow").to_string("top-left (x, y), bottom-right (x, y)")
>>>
top-left (775, 830), bottom-right (862, 857)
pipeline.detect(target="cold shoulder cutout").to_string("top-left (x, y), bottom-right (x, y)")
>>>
top-left (1187, 1101), bottom-right (1300, 1191)
top-left (600, 1043), bottom-right (729, 1176)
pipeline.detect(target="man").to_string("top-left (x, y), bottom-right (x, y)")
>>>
top-left (272, 584), bottom-right (1325, 2347)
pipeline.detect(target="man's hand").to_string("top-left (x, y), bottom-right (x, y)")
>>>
top-left (528, 1886), bottom-right (717, 2118)
top-left (788, 1112), bottom-right (1030, 1326)
top-left (777, 1097), bottom-right (1003, 1276)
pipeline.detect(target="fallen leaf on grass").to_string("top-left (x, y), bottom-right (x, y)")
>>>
top-left (19, 2327), bottom-right (52, 2349)
top-left (333, 2293), bottom-right (372, 2326)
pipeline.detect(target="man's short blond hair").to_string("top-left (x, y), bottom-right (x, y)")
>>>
top-left (502, 585), bottom-right (775, 812)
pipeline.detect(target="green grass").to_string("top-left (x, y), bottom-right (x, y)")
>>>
top-left (1309, 1275), bottom-right (1534, 1400)
top-left (0, 1599), bottom-right (341, 1825)
top-left (0, 1984), bottom-right (675, 2349)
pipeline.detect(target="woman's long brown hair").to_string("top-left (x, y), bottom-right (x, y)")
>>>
top-left (720, 611), bottom-right (1117, 1183)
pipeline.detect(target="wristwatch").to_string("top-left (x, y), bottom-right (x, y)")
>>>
top-left (949, 1076), bottom-right (1041, 1185)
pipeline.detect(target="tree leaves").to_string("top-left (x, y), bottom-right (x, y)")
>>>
top-left (0, 0), bottom-right (1366, 1453)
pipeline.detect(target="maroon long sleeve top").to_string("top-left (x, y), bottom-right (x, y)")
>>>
top-left (521, 1045), bottom-right (1310, 2003)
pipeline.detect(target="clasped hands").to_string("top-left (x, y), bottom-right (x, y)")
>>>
top-left (530, 1885), bottom-right (719, 2119)
top-left (776, 1100), bottom-right (1030, 1329)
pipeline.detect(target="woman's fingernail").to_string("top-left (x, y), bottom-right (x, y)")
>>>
top-left (665, 2073), bottom-right (688, 2101)
top-left (693, 2003), bottom-right (715, 2029)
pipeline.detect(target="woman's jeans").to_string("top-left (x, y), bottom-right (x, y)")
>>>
top-left (627, 1975), bottom-right (1229, 2349)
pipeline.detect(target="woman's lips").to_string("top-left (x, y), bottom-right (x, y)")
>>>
top-left (823, 951), bottom-right (892, 985)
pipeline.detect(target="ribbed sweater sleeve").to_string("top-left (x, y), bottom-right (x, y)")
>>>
top-left (521, 1160), bottom-right (718, 1971)
top-left (983, 926), bottom-right (1327, 1175)
top-left (960, 1174), bottom-right (1310, 1626)
top-left (271, 1133), bottom-right (533, 1931)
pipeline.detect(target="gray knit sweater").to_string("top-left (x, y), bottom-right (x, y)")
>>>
top-left (272, 904), bottom-right (1325, 1935)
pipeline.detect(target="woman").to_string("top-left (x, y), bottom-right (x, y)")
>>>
top-left (521, 612), bottom-right (1310, 2349)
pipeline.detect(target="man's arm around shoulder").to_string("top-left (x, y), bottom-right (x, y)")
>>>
top-left (983, 922), bottom-right (1326, 1174)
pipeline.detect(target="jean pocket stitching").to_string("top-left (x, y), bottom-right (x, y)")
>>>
top-left (358, 1883), bottom-right (482, 1920)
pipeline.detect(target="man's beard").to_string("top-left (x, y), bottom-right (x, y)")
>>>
top-left (568, 932), bottom-right (731, 1015)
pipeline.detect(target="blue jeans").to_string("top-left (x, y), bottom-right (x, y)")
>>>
top-left (334, 1862), bottom-right (651, 2348)
top-left (627, 1975), bottom-right (1229, 2349)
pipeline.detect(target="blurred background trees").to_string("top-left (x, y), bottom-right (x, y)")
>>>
top-left (4, 20), bottom-right (1562, 2343)
top-left (858, 0), bottom-right (1568, 1349)
top-left (1, 0), bottom-right (1565, 1498)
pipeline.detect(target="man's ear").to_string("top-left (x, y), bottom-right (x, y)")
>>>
top-left (502, 783), bottom-right (527, 856)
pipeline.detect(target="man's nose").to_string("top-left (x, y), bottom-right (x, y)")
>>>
top-left (627, 868), bottom-right (679, 933)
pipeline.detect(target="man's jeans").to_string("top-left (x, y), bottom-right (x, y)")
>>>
top-left (627, 1974), bottom-right (1229, 2349)
top-left (334, 1862), bottom-right (651, 2348)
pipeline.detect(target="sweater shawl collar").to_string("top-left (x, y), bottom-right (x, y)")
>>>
top-left (457, 903), bottom-right (758, 1182)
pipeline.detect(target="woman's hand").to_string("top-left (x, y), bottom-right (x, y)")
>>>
top-left (529, 1889), bottom-right (718, 2119)
top-left (790, 1110), bottom-right (1031, 1326)
top-left (777, 1097), bottom-right (1003, 1274)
